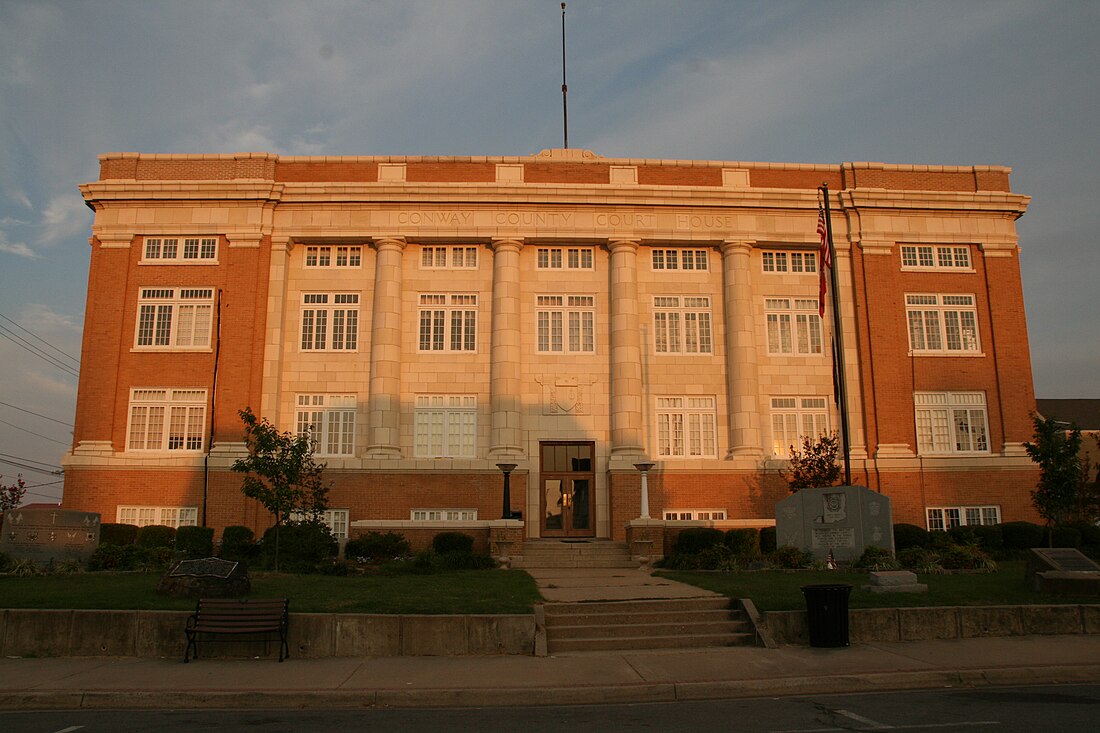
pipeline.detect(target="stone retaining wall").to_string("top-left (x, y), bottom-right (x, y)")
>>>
top-left (765, 605), bottom-right (1100, 645)
top-left (0, 609), bottom-right (534, 659)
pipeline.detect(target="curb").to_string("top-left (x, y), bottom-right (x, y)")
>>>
top-left (3, 665), bottom-right (1100, 711)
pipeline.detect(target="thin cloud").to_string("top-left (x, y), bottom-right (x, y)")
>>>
top-left (0, 233), bottom-right (37, 259)
top-left (39, 194), bottom-right (90, 246)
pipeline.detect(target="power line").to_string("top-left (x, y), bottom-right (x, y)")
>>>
top-left (0, 459), bottom-right (60, 476)
top-left (0, 324), bottom-right (80, 378)
top-left (0, 452), bottom-right (62, 471)
top-left (0, 418), bottom-right (70, 446)
top-left (0, 311), bottom-right (80, 365)
top-left (22, 479), bottom-right (64, 489)
top-left (0, 401), bottom-right (73, 427)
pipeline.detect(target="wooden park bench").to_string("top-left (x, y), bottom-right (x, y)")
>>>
top-left (184, 598), bottom-right (290, 663)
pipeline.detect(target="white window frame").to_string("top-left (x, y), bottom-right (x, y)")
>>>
top-left (414, 395), bottom-right (478, 458)
top-left (656, 396), bottom-right (718, 459)
top-left (906, 293), bottom-right (981, 355)
top-left (770, 397), bottom-right (830, 457)
top-left (134, 287), bottom-right (214, 350)
top-left (300, 293), bottom-right (360, 352)
top-left (536, 295), bottom-right (596, 353)
top-left (765, 297), bottom-right (823, 356)
top-left (900, 244), bottom-right (972, 271)
top-left (420, 245), bottom-right (479, 270)
top-left (295, 394), bottom-right (356, 457)
top-left (418, 294), bottom-right (478, 352)
top-left (411, 508), bottom-right (479, 521)
top-left (926, 505), bottom-right (1000, 532)
top-left (663, 509), bottom-right (728, 521)
top-left (126, 388), bottom-right (207, 453)
top-left (761, 250), bottom-right (817, 274)
top-left (651, 248), bottom-right (709, 271)
top-left (536, 247), bottom-right (593, 270)
top-left (652, 296), bottom-right (713, 354)
top-left (141, 236), bottom-right (218, 264)
top-left (290, 508), bottom-right (350, 539)
top-left (915, 391), bottom-right (990, 455)
top-left (304, 245), bottom-right (362, 268)
top-left (117, 505), bottom-right (199, 528)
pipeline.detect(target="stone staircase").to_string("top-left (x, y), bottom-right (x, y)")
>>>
top-left (540, 597), bottom-right (757, 653)
top-left (513, 540), bottom-right (636, 569)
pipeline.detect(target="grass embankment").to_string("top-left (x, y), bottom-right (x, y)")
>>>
top-left (0, 569), bottom-right (542, 615)
top-left (658, 561), bottom-right (1100, 612)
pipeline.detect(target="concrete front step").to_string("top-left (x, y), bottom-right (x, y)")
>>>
top-left (546, 597), bottom-right (731, 615)
top-left (547, 619), bottom-right (752, 641)
top-left (546, 608), bottom-right (742, 628)
top-left (549, 632), bottom-right (756, 653)
top-left (514, 540), bottom-right (636, 569)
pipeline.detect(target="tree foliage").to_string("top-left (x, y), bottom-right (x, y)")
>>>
top-left (785, 433), bottom-right (842, 492)
top-left (1023, 413), bottom-right (1095, 533)
top-left (1, 474), bottom-right (27, 513)
top-left (231, 407), bottom-right (329, 570)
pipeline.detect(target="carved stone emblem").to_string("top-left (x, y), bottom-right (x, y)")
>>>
top-left (537, 376), bottom-right (594, 415)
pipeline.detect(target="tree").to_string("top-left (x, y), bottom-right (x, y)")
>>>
top-left (231, 407), bottom-right (329, 571)
top-left (785, 433), bottom-right (842, 492)
top-left (1023, 413), bottom-right (1091, 541)
top-left (1, 474), bottom-right (27, 513)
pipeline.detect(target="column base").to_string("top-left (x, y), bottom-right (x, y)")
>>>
top-left (365, 446), bottom-right (402, 460)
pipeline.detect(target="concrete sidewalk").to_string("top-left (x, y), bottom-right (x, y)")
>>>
top-left (2, 635), bottom-right (1099, 710)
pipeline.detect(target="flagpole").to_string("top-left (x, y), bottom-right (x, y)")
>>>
top-left (821, 183), bottom-right (852, 485)
top-left (561, 3), bottom-right (569, 149)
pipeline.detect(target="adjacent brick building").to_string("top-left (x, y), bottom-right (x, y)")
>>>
top-left (61, 148), bottom-right (1040, 543)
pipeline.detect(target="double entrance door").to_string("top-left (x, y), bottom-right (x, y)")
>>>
top-left (540, 441), bottom-right (595, 538)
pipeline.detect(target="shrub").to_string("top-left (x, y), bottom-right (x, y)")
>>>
top-left (938, 544), bottom-right (996, 571)
top-left (49, 558), bottom-right (85, 575)
top-left (135, 525), bottom-right (176, 549)
top-left (759, 526), bottom-right (777, 554)
top-left (1043, 525), bottom-right (1082, 548)
top-left (893, 523), bottom-right (930, 550)
top-left (971, 524), bottom-right (1004, 553)
top-left (897, 547), bottom-right (943, 574)
top-left (770, 545), bottom-right (812, 569)
top-left (219, 525), bottom-right (257, 562)
top-left (345, 531), bottom-right (411, 562)
top-left (673, 527), bottom-right (725, 555)
top-left (431, 531), bottom-right (475, 555)
top-left (1000, 521), bottom-right (1044, 550)
top-left (88, 543), bottom-right (147, 571)
top-left (947, 525), bottom-right (979, 547)
top-left (0, 550), bottom-right (11, 572)
top-left (855, 545), bottom-right (899, 571)
top-left (432, 551), bottom-right (497, 571)
top-left (11, 558), bottom-right (43, 577)
top-left (724, 528), bottom-right (760, 557)
top-left (99, 523), bottom-right (139, 546)
top-left (261, 520), bottom-right (338, 570)
top-left (175, 526), bottom-right (214, 558)
top-left (1070, 521), bottom-right (1100, 548)
top-left (928, 531), bottom-right (955, 549)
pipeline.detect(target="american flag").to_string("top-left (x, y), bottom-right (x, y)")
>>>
top-left (817, 203), bottom-right (832, 318)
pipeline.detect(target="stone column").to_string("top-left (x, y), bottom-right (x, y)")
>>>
top-left (260, 235), bottom-right (292, 425)
top-left (366, 237), bottom-right (406, 458)
top-left (608, 239), bottom-right (644, 458)
top-left (721, 240), bottom-right (763, 459)
top-left (488, 239), bottom-right (524, 459)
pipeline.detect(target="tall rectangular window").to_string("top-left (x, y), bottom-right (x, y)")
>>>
top-left (135, 288), bottom-right (214, 349)
top-left (900, 245), bottom-right (972, 271)
top-left (142, 237), bottom-right (218, 263)
top-left (656, 396), bottom-right (717, 458)
top-left (770, 397), bottom-right (829, 457)
top-left (536, 295), bottom-right (595, 353)
top-left (765, 298), bottom-right (822, 355)
top-left (127, 388), bottom-right (206, 452)
top-left (414, 395), bottom-right (477, 458)
top-left (906, 293), bottom-right (980, 354)
top-left (295, 394), bottom-right (356, 456)
top-left (652, 296), bottom-right (713, 354)
top-left (300, 293), bottom-right (359, 351)
top-left (418, 294), bottom-right (478, 352)
top-left (915, 391), bottom-right (989, 454)
top-left (420, 245), bottom-right (478, 269)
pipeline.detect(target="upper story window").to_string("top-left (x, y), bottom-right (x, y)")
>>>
top-left (926, 505), bottom-right (1000, 532)
top-left (142, 237), bottom-right (218, 263)
top-left (765, 298), bottom-right (822, 355)
top-left (418, 294), bottom-right (478, 352)
top-left (300, 293), bottom-right (359, 351)
top-left (770, 397), bottom-right (829, 457)
top-left (900, 245), bottom-right (972, 271)
top-left (652, 248), bottom-right (709, 271)
top-left (414, 395), bottom-right (477, 458)
top-left (421, 245), bottom-right (478, 269)
top-left (914, 391), bottom-right (989, 455)
top-left (536, 295), bottom-right (595, 353)
top-left (652, 296), bottom-right (713, 354)
top-left (762, 250), bottom-right (817, 273)
top-left (906, 293), bottom-right (980, 354)
top-left (118, 505), bottom-right (199, 528)
top-left (537, 247), bottom-right (594, 270)
top-left (656, 396), bottom-right (717, 458)
top-left (295, 394), bottom-right (356, 456)
top-left (135, 287), bottom-right (214, 350)
top-left (305, 245), bottom-right (362, 268)
top-left (126, 388), bottom-right (207, 452)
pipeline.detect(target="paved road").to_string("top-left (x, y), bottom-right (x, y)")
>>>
top-left (4, 684), bottom-right (1099, 733)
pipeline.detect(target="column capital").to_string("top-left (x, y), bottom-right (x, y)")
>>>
top-left (608, 239), bottom-right (640, 254)
top-left (490, 238), bottom-right (523, 253)
top-left (373, 236), bottom-right (407, 251)
top-left (721, 239), bottom-right (756, 255)
top-left (226, 232), bottom-right (263, 248)
top-left (270, 235), bottom-right (292, 253)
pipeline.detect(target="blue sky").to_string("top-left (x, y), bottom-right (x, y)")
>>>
top-left (2, 0), bottom-right (1098, 503)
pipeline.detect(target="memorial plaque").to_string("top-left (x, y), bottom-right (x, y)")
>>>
top-left (170, 557), bottom-right (239, 578)
top-left (1031, 548), bottom-right (1100, 573)
top-left (775, 485), bottom-right (894, 563)
top-left (157, 556), bottom-right (250, 598)
top-left (0, 508), bottom-right (101, 564)
top-left (1026, 547), bottom-right (1100, 593)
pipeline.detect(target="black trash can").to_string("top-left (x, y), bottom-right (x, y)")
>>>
top-left (801, 583), bottom-right (852, 648)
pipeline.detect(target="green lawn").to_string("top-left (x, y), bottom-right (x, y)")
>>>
top-left (0, 569), bottom-right (542, 615)
top-left (658, 561), bottom-right (1100, 612)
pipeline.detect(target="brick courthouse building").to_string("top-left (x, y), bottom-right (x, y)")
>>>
top-left (61, 149), bottom-right (1039, 550)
